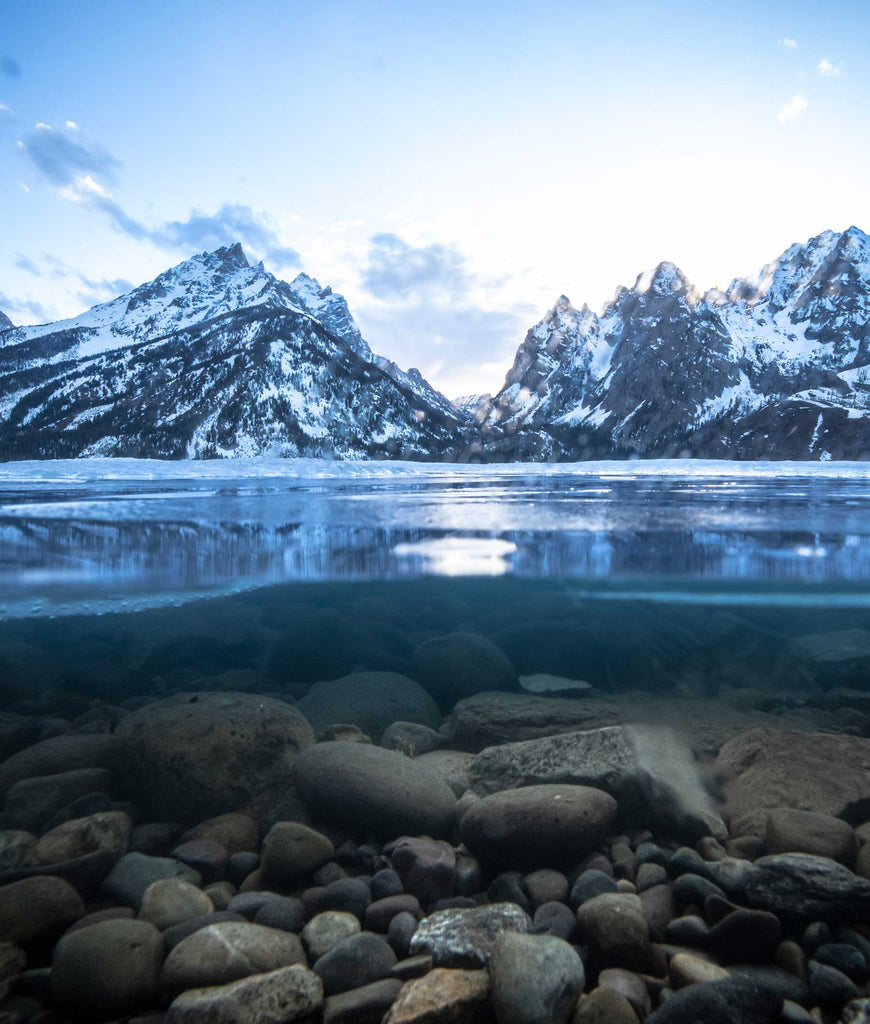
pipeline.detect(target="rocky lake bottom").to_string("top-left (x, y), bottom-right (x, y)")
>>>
top-left (1, 578), bottom-right (870, 1024)
top-left (3, 461), bottom-right (870, 1023)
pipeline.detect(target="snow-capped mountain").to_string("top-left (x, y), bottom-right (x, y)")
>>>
top-left (0, 245), bottom-right (468, 460)
top-left (485, 226), bottom-right (870, 460)
top-left (0, 312), bottom-right (13, 332)
top-left (2, 227), bottom-right (870, 462)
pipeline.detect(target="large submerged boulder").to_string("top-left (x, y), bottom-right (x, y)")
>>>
top-left (469, 724), bottom-right (726, 841)
top-left (295, 671), bottom-right (440, 742)
top-left (116, 692), bottom-right (315, 824)
top-left (714, 728), bottom-right (870, 837)
top-left (292, 742), bottom-right (456, 838)
top-left (441, 692), bottom-right (619, 752)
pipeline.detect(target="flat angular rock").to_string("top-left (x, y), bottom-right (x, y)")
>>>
top-left (792, 630), bottom-right (870, 686)
top-left (443, 692), bottom-right (618, 752)
top-left (745, 853), bottom-right (870, 922)
top-left (715, 728), bottom-right (870, 837)
top-left (166, 964), bottom-right (323, 1024)
top-left (410, 902), bottom-right (531, 968)
top-left (383, 967), bottom-right (489, 1023)
top-left (292, 742), bottom-right (456, 838)
top-left (470, 725), bottom-right (725, 842)
top-left (459, 784), bottom-right (617, 869)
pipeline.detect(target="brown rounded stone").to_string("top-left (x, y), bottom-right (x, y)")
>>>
top-left (0, 875), bottom-right (85, 943)
top-left (180, 813), bottom-right (259, 856)
top-left (52, 919), bottom-right (162, 1019)
top-left (459, 785), bottom-right (617, 869)
top-left (117, 692), bottom-right (315, 824)
top-left (766, 808), bottom-right (858, 866)
top-left (31, 811), bottom-right (131, 866)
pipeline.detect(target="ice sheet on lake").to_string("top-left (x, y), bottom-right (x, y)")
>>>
top-left (2, 458), bottom-right (870, 618)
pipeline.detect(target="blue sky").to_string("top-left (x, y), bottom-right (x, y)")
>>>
top-left (1, 0), bottom-right (868, 397)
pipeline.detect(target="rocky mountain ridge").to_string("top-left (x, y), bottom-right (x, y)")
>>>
top-left (485, 226), bottom-right (870, 460)
top-left (1, 227), bottom-right (869, 461)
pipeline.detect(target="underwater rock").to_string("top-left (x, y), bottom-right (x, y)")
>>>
top-left (442, 692), bottom-right (619, 752)
top-left (179, 814), bottom-right (259, 856)
top-left (51, 918), bottom-right (163, 1019)
top-left (410, 903), bottom-right (532, 968)
top-left (296, 671), bottom-right (440, 743)
top-left (139, 877), bottom-right (214, 930)
top-left (166, 963), bottom-right (323, 1024)
top-left (745, 853), bottom-right (870, 922)
top-left (715, 728), bottom-right (870, 837)
top-left (31, 810), bottom-right (131, 866)
top-left (765, 808), bottom-right (858, 866)
top-left (519, 673), bottom-right (593, 697)
top-left (391, 837), bottom-right (456, 906)
top-left (312, 931), bottom-right (397, 996)
top-left (161, 921), bottom-right (306, 995)
top-left (573, 987), bottom-right (640, 1024)
top-left (260, 822), bottom-right (334, 884)
top-left (102, 852), bottom-right (202, 911)
top-left (644, 975), bottom-right (782, 1023)
top-left (576, 893), bottom-right (651, 972)
top-left (4, 767), bottom-right (114, 833)
top-left (0, 875), bottom-right (85, 942)
top-left (302, 911), bottom-right (361, 961)
top-left (0, 733), bottom-right (128, 798)
top-left (411, 633), bottom-right (518, 708)
top-left (292, 742), bottom-right (456, 838)
top-left (791, 629), bottom-right (870, 688)
top-left (469, 724), bottom-right (726, 842)
top-left (322, 978), bottom-right (403, 1024)
top-left (116, 692), bottom-right (315, 824)
top-left (413, 750), bottom-right (475, 796)
top-left (382, 966), bottom-right (490, 1023)
top-left (459, 784), bottom-right (617, 870)
top-left (381, 721), bottom-right (443, 757)
top-left (488, 932), bottom-right (584, 1024)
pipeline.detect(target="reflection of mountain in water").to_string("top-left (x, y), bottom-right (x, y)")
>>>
top-left (4, 515), bottom-right (870, 619)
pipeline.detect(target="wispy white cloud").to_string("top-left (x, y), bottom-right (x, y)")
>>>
top-left (779, 38), bottom-right (797, 50)
top-left (778, 94), bottom-right (807, 124)
top-left (817, 58), bottom-right (842, 77)
top-left (65, 120), bottom-right (79, 129)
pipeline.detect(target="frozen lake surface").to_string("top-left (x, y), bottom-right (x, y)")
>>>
top-left (2, 458), bottom-right (870, 617)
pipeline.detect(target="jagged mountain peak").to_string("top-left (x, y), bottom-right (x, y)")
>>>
top-left (632, 261), bottom-right (693, 298)
top-left (0, 310), bottom-right (13, 331)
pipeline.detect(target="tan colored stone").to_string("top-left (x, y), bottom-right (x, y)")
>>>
top-left (572, 987), bottom-right (639, 1024)
top-left (139, 878), bottom-right (214, 930)
top-left (166, 964), bottom-right (323, 1024)
top-left (384, 967), bottom-right (489, 1023)
top-left (668, 952), bottom-right (730, 989)
top-left (180, 813), bottom-right (259, 856)
top-left (715, 728), bottom-right (870, 837)
top-left (32, 811), bottom-right (131, 866)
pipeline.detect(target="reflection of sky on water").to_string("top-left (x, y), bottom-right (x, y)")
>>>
top-left (1, 458), bottom-right (870, 616)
